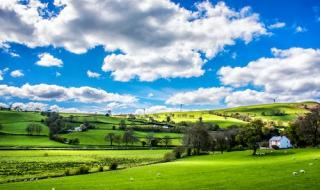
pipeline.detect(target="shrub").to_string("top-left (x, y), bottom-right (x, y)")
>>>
top-left (43, 153), bottom-right (49, 157)
top-left (173, 146), bottom-right (185, 159)
top-left (109, 162), bottom-right (118, 170)
top-left (77, 165), bottom-right (89, 174)
top-left (163, 152), bottom-right (175, 162)
top-left (98, 166), bottom-right (104, 172)
top-left (64, 169), bottom-right (71, 176)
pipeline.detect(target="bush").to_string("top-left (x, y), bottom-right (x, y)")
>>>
top-left (75, 165), bottom-right (90, 174)
top-left (98, 166), bottom-right (104, 172)
top-left (43, 153), bottom-right (49, 157)
top-left (163, 152), bottom-right (175, 162)
top-left (109, 162), bottom-right (118, 170)
top-left (173, 146), bottom-right (185, 159)
top-left (271, 145), bottom-right (280, 150)
top-left (64, 169), bottom-right (71, 176)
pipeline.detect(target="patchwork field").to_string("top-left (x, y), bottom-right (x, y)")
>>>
top-left (1, 148), bottom-right (319, 189)
top-left (147, 102), bottom-right (317, 127)
top-left (0, 149), bottom-right (169, 184)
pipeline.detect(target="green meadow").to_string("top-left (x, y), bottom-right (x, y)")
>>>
top-left (1, 149), bottom-right (319, 190)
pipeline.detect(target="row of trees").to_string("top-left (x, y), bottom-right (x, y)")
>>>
top-left (25, 123), bottom-right (43, 135)
top-left (105, 130), bottom-right (172, 148)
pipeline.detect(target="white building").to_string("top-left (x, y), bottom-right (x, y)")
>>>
top-left (269, 136), bottom-right (292, 149)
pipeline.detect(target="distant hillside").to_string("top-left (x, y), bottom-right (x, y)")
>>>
top-left (144, 102), bottom-right (319, 127)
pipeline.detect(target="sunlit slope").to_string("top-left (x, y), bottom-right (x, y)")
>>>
top-left (147, 102), bottom-right (319, 127)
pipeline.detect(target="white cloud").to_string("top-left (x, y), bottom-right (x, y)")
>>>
top-left (0, 0), bottom-right (266, 81)
top-left (219, 47), bottom-right (320, 104)
top-left (56, 72), bottom-right (61, 77)
top-left (135, 105), bottom-right (178, 114)
top-left (0, 102), bottom-right (9, 108)
top-left (148, 93), bottom-right (154, 98)
top-left (295, 26), bottom-right (307, 33)
top-left (0, 67), bottom-right (9, 80)
top-left (36, 53), bottom-right (63, 67)
top-left (11, 102), bottom-right (48, 111)
top-left (225, 89), bottom-right (319, 107)
top-left (268, 22), bottom-right (285, 29)
top-left (0, 83), bottom-right (137, 104)
top-left (87, 70), bottom-right (101, 78)
top-left (10, 70), bottom-right (24, 78)
top-left (49, 104), bottom-right (81, 113)
top-left (166, 87), bottom-right (231, 105)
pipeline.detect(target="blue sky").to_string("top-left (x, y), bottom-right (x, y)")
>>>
top-left (0, 0), bottom-right (319, 114)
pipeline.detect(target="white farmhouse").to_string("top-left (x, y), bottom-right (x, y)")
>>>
top-left (269, 136), bottom-right (292, 149)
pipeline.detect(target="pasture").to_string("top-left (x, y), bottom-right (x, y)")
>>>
top-left (1, 148), bottom-right (319, 189)
top-left (0, 149), bottom-right (169, 184)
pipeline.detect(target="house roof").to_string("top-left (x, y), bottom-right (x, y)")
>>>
top-left (269, 136), bottom-right (283, 141)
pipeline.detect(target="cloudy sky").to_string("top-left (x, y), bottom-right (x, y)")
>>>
top-left (0, 0), bottom-right (319, 114)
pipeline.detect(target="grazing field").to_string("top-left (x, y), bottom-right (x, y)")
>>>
top-left (1, 148), bottom-right (319, 189)
top-left (0, 149), bottom-right (169, 184)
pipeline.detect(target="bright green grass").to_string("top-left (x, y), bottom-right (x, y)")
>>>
top-left (1, 148), bottom-right (319, 190)
top-left (217, 102), bottom-right (316, 125)
top-left (62, 130), bottom-right (182, 146)
top-left (148, 112), bottom-right (246, 128)
top-left (0, 135), bottom-right (66, 147)
top-left (0, 150), bottom-right (170, 183)
top-left (0, 122), bottom-right (48, 135)
top-left (0, 111), bottom-right (44, 123)
top-left (147, 102), bottom-right (318, 127)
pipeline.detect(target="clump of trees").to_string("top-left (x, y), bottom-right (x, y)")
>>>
top-left (25, 123), bottom-right (43, 136)
top-left (261, 109), bottom-right (286, 116)
top-left (45, 112), bottom-right (65, 139)
top-left (286, 105), bottom-right (320, 147)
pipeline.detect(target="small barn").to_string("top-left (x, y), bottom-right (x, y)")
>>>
top-left (269, 136), bottom-right (292, 149)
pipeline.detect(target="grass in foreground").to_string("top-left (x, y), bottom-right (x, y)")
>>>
top-left (1, 148), bottom-right (319, 190)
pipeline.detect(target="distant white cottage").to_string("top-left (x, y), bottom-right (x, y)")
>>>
top-left (269, 136), bottom-right (292, 149)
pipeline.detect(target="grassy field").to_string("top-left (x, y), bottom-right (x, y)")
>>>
top-left (147, 102), bottom-right (318, 127)
top-left (0, 149), bottom-right (169, 183)
top-left (1, 148), bottom-right (319, 189)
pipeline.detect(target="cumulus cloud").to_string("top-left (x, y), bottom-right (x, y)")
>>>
top-left (166, 87), bottom-right (231, 105)
top-left (219, 47), bottom-right (320, 105)
top-left (10, 70), bottom-right (24, 78)
top-left (0, 102), bottom-right (9, 108)
top-left (268, 22), bottom-right (285, 29)
top-left (87, 70), bottom-right (101, 78)
top-left (0, 0), bottom-right (266, 81)
top-left (10, 102), bottom-right (48, 111)
top-left (49, 104), bottom-right (81, 113)
top-left (0, 83), bottom-right (137, 104)
top-left (36, 53), bottom-right (63, 67)
top-left (135, 105), bottom-right (178, 114)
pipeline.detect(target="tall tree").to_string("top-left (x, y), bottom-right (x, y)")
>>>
top-left (105, 132), bottom-right (115, 146)
top-left (236, 119), bottom-right (264, 155)
top-left (122, 129), bottom-right (134, 147)
top-left (119, 120), bottom-right (127, 130)
top-left (183, 125), bottom-right (212, 155)
top-left (162, 136), bottom-right (172, 149)
top-left (291, 105), bottom-right (320, 147)
top-left (45, 112), bottom-right (65, 139)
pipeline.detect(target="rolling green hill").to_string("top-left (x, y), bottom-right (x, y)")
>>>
top-left (0, 101), bottom-right (318, 148)
top-left (145, 102), bottom-right (319, 127)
